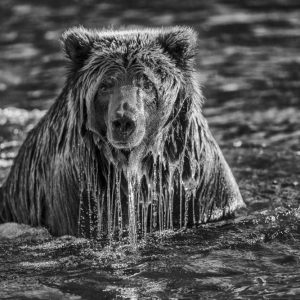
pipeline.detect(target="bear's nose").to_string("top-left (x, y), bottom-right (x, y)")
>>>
top-left (112, 116), bottom-right (136, 137)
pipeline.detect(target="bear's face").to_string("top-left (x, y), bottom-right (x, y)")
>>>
top-left (62, 27), bottom-right (197, 151)
top-left (94, 73), bottom-right (159, 149)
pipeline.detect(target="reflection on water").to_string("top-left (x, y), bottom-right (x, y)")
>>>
top-left (0, 0), bottom-right (300, 299)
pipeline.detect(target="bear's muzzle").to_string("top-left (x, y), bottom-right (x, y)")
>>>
top-left (111, 116), bottom-right (136, 140)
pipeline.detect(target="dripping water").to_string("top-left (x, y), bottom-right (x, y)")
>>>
top-left (127, 172), bottom-right (137, 247)
top-left (77, 111), bottom-right (223, 246)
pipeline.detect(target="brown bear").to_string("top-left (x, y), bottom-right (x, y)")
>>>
top-left (0, 26), bottom-right (245, 239)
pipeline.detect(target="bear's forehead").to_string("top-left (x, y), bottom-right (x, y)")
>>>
top-left (72, 26), bottom-right (194, 80)
top-left (87, 30), bottom-right (169, 64)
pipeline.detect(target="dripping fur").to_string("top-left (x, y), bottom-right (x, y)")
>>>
top-left (0, 69), bottom-right (244, 238)
top-left (0, 27), bottom-right (244, 238)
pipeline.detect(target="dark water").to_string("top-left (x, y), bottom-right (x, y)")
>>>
top-left (0, 0), bottom-right (300, 299)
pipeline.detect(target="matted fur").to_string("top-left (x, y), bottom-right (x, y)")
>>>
top-left (0, 26), bottom-right (245, 237)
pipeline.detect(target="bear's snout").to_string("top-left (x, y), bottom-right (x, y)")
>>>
top-left (111, 116), bottom-right (136, 138)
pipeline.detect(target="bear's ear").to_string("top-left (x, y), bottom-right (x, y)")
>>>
top-left (157, 27), bottom-right (198, 68)
top-left (61, 26), bottom-right (95, 67)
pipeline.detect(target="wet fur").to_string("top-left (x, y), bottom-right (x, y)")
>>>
top-left (0, 27), bottom-right (245, 237)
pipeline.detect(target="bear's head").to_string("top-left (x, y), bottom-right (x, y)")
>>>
top-left (61, 26), bottom-right (199, 158)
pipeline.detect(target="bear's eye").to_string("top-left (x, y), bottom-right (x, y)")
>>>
top-left (141, 75), bottom-right (155, 93)
top-left (99, 78), bottom-right (115, 92)
top-left (156, 67), bottom-right (166, 80)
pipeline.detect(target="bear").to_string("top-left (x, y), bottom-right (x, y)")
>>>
top-left (0, 26), bottom-right (245, 239)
